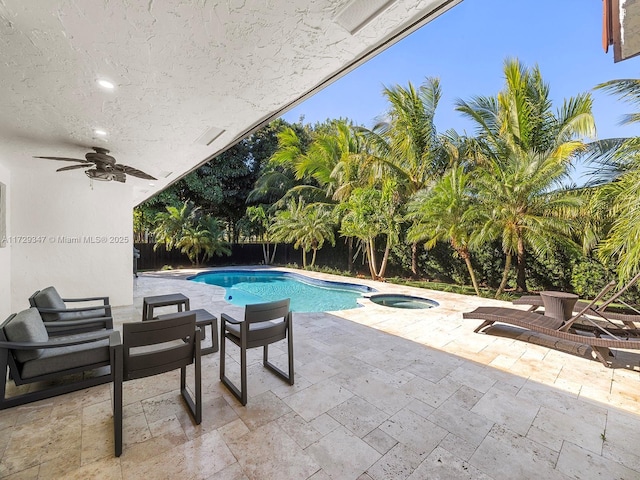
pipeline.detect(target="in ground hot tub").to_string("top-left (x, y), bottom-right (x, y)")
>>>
top-left (368, 294), bottom-right (439, 309)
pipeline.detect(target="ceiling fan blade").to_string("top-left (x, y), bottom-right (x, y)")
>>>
top-left (56, 164), bottom-right (89, 172)
top-left (34, 156), bottom-right (91, 163)
top-left (114, 164), bottom-right (157, 180)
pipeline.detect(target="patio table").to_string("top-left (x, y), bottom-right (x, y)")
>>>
top-left (142, 293), bottom-right (190, 321)
top-left (157, 309), bottom-right (219, 355)
top-left (539, 291), bottom-right (579, 322)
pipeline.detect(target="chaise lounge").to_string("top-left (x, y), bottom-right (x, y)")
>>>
top-left (464, 285), bottom-right (640, 367)
top-left (513, 273), bottom-right (640, 333)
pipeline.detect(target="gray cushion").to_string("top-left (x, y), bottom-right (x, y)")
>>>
top-left (226, 320), bottom-right (285, 342)
top-left (33, 287), bottom-right (66, 321)
top-left (34, 287), bottom-right (107, 321)
top-left (20, 335), bottom-right (110, 379)
top-left (4, 308), bottom-right (49, 363)
top-left (56, 308), bottom-right (108, 321)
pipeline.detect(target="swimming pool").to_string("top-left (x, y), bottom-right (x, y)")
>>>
top-left (189, 270), bottom-right (375, 312)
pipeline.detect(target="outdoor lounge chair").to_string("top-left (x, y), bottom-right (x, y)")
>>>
top-left (464, 284), bottom-right (640, 367)
top-left (513, 272), bottom-right (640, 333)
top-left (29, 286), bottom-right (113, 335)
top-left (0, 307), bottom-right (121, 410)
top-left (114, 312), bottom-right (201, 457)
top-left (220, 298), bottom-right (293, 406)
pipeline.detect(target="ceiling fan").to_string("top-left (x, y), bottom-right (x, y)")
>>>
top-left (34, 147), bottom-right (157, 183)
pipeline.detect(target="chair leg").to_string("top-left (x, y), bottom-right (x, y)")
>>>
top-left (180, 329), bottom-right (202, 424)
top-left (113, 344), bottom-right (123, 457)
top-left (240, 344), bottom-right (247, 406)
top-left (592, 346), bottom-right (613, 367)
top-left (288, 330), bottom-right (294, 386)
top-left (263, 339), bottom-right (294, 385)
top-left (195, 329), bottom-right (202, 424)
top-left (474, 320), bottom-right (494, 333)
top-left (0, 350), bottom-right (9, 410)
top-left (219, 324), bottom-right (246, 405)
top-left (219, 321), bottom-right (226, 381)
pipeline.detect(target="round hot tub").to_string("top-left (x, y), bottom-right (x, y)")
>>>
top-left (368, 294), bottom-right (439, 309)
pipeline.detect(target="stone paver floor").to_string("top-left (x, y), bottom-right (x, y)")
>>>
top-left (1, 267), bottom-right (639, 479)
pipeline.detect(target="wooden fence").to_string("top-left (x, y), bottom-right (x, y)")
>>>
top-left (135, 241), bottom-right (353, 271)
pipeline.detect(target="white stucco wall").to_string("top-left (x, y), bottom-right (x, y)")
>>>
top-left (0, 161), bottom-right (10, 320)
top-left (10, 171), bottom-right (133, 311)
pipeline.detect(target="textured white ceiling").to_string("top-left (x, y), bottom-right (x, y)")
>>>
top-left (0, 0), bottom-right (461, 204)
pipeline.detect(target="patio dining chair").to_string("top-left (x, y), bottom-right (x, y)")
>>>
top-left (114, 312), bottom-right (202, 457)
top-left (220, 298), bottom-right (293, 406)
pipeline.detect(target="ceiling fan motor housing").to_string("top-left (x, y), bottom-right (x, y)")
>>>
top-left (85, 169), bottom-right (126, 183)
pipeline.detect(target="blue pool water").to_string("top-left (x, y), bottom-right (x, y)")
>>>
top-left (189, 270), bottom-right (374, 312)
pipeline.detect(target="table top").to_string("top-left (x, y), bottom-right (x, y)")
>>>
top-left (540, 291), bottom-right (579, 299)
top-left (157, 309), bottom-right (217, 323)
top-left (143, 293), bottom-right (189, 305)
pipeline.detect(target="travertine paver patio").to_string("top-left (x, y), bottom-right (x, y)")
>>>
top-left (1, 266), bottom-right (639, 479)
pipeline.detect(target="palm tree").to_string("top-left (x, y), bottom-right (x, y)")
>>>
top-left (265, 120), bottom-right (370, 202)
top-left (269, 198), bottom-right (336, 268)
top-left (339, 179), bottom-right (401, 279)
top-left (589, 78), bottom-right (640, 282)
top-left (175, 217), bottom-right (229, 266)
top-left (244, 205), bottom-right (278, 264)
top-left (407, 166), bottom-right (481, 295)
top-left (153, 201), bottom-right (200, 252)
top-left (260, 120), bottom-right (374, 271)
top-left (471, 153), bottom-right (584, 295)
top-left (456, 58), bottom-right (595, 295)
top-left (362, 77), bottom-right (450, 275)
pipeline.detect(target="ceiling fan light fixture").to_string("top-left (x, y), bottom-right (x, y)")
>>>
top-left (34, 147), bottom-right (155, 183)
top-left (86, 169), bottom-right (126, 183)
top-left (94, 129), bottom-right (107, 136)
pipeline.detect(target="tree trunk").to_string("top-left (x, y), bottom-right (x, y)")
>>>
top-left (377, 236), bottom-right (391, 279)
top-left (262, 243), bottom-right (269, 264)
top-left (311, 248), bottom-right (317, 267)
top-left (269, 243), bottom-right (277, 264)
top-left (458, 248), bottom-right (480, 296)
top-left (516, 236), bottom-right (527, 292)
top-left (347, 237), bottom-right (353, 273)
top-left (496, 254), bottom-right (512, 298)
top-left (411, 242), bottom-right (418, 277)
top-left (302, 250), bottom-right (307, 268)
top-left (367, 239), bottom-right (378, 279)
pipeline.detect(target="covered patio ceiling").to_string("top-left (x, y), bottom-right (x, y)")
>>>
top-left (0, 0), bottom-right (461, 205)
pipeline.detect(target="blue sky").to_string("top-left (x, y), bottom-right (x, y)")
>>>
top-left (282, 0), bottom-right (640, 182)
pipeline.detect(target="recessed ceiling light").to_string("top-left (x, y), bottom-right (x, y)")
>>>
top-left (97, 79), bottom-right (115, 90)
top-left (148, 183), bottom-right (155, 187)
top-left (94, 129), bottom-right (107, 136)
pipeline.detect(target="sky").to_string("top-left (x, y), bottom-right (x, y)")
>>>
top-left (282, 0), bottom-right (640, 183)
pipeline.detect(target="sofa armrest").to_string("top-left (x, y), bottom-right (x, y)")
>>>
top-left (62, 296), bottom-right (110, 305)
top-left (44, 316), bottom-right (114, 334)
top-left (109, 331), bottom-right (122, 348)
top-left (37, 304), bottom-right (113, 318)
